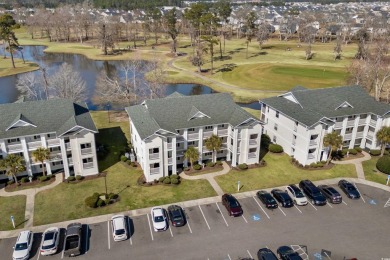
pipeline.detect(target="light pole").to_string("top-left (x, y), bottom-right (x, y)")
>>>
top-left (106, 103), bottom-right (111, 123)
top-left (103, 172), bottom-right (108, 199)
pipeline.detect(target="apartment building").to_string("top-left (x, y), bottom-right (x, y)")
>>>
top-left (0, 98), bottom-right (99, 180)
top-left (126, 93), bottom-right (262, 182)
top-left (260, 86), bottom-right (390, 166)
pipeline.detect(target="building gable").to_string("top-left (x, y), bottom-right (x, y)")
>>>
top-left (6, 114), bottom-right (36, 131)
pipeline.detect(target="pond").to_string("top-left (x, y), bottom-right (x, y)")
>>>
top-left (0, 46), bottom-right (259, 110)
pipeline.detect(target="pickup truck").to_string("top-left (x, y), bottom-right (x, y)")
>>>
top-left (63, 223), bottom-right (82, 257)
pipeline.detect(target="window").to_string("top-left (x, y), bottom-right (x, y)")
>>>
top-left (33, 135), bottom-right (40, 140)
top-left (273, 136), bottom-right (277, 142)
top-left (188, 141), bottom-right (195, 146)
top-left (219, 124), bottom-right (225, 128)
top-left (249, 148), bottom-right (256, 153)
top-left (81, 143), bottom-right (91, 149)
top-left (177, 156), bottom-right (182, 160)
top-left (83, 158), bottom-right (93, 163)
top-left (205, 126), bottom-right (213, 130)
top-left (176, 143), bottom-right (181, 147)
top-left (231, 139), bottom-right (233, 145)
top-left (250, 134), bottom-right (258, 139)
top-left (52, 161), bottom-right (63, 166)
top-left (188, 128), bottom-right (195, 132)
top-left (204, 152), bottom-right (212, 156)
top-left (274, 124), bottom-right (278, 131)
top-left (218, 150), bottom-right (224, 154)
top-left (276, 111), bottom-right (279, 118)
top-left (152, 163), bottom-right (159, 168)
top-left (149, 148), bottom-right (159, 154)
top-left (7, 138), bottom-right (20, 143)
top-left (47, 134), bottom-right (54, 138)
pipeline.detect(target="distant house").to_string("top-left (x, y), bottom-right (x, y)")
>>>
top-left (0, 99), bottom-right (99, 180)
top-left (260, 86), bottom-right (390, 166)
top-left (126, 93), bottom-right (262, 182)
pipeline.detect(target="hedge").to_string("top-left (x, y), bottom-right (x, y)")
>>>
top-left (268, 144), bottom-right (283, 153)
top-left (170, 175), bottom-right (179, 179)
top-left (163, 178), bottom-right (171, 184)
top-left (21, 177), bottom-right (29, 183)
top-left (238, 163), bottom-right (248, 170)
top-left (159, 177), bottom-right (165, 183)
top-left (376, 156), bottom-right (390, 174)
top-left (171, 178), bottom-right (179, 184)
top-left (97, 198), bottom-right (106, 207)
top-left (120, 155), bottom-right (127, 162)
top-left (193, 164), bottom-right (202, 170)
top-left (355, 147), bottom-right (362, 153)
top-left (85, 195), bottom-right (99, 208)
top-left (75, 175), bottom-right (83, 181)
top-left (348, 148), bottom-right (358, 155)
top-left (67, 176), bottom-right (76, 182)
top-left (207, 161), bottom-right (215, 167)
top-left (40, 176), bottom-right (49, 182)
top-left (370, 149), bottom-right (381, 156)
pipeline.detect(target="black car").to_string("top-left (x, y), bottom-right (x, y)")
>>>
top-left (277, 246), bottom-right (303, 260)
top-left (256, 190), bottom-right (278, 209)
top-left (222, 194), bottom-right (243, 216)
top-left (299, 180), bottom-right (327, 206)
top-left (318, 185), bottom-right (342, 204)
top-left (338, 179), bottom-right (361, 199)
top-left (257, 248), bottom-right (278, 260)
top-left (271, 189), bottom-right (293, 208)
top-left (167, 205), bottom-right (186, 227)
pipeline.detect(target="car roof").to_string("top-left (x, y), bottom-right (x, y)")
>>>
top-left (18, 231), bottom-right (31, 243)
top-left (112, 216), bottom-right (125, 230)
top-left (152, 207), bottom-right (164, 215)
top-left (168, 205), bottom-right (181, 211)
top-left (288, 184), bottom-right (300, 190)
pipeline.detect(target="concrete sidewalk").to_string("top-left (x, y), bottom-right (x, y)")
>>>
top-left (332, 151), bottom-right (371, 180)
top-left (1, 176), bottom-right (388, 239)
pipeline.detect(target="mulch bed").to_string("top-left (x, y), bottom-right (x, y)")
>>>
top-left (336, 153), bottom-right (365, 161)
top-left (184, 165), bottom-right (224, 175)
top-left (5, 176), bottom-right (56, 192)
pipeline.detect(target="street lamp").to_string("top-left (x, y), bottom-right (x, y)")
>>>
top-left (106, 103), bottom-right (111, 123)
top-left (103, 171), bottom-right (108, 199)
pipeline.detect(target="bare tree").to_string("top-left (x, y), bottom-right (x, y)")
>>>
top-left (256, 23), bottom-right (270, 50)
top-left (97, 20), bottom-right (116, 55)
top-left (145, 52), bottom-right (166, 99)
top-left (334, 34), bottom-right (342, 60)
top-left (16, 72), bottom-right (46, 100)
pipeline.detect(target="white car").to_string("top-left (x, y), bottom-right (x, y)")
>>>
top-left (13, 230), bottom-right (33, 260)
top-left (151, 207), bottom-right (167, 232)
top-left (40, 227), bottom-right (60, 256)
top-left (286, 184), bottom-right (308, 206)
top-left (111, 215), bottom-right (128, 241)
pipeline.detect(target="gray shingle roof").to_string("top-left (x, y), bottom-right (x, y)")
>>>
top-left (260, 86), bottom-right (390, 127)
top-left (0, 99), bottom-right (97, 139)
top-left (126, 93), bottom-right (259, 140)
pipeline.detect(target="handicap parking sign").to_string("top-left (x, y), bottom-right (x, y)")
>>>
top-left (252, 214), bottom-right (261, 221)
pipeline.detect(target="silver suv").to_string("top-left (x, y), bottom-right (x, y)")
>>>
top-left (286, 184), bottom-right (308, 206)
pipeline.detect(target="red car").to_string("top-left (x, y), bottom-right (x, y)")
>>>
top-left (222, 194), bottom-right (243, 217)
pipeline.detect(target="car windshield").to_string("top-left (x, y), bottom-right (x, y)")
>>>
top-left (115, 229), bottom-right (125, 235)
top-left (173, 216), bottom-right (182, 221)
top-left (347, 185), bottom-right (356, 191)
top-left (154, 216), bottom-right (164, 222)
top-left (313, 192), bottom-right (323, 197)
top-left (228, 197), bottom-right (239, 207)
top-left (295, 191), bottom-right (304, 198)
top-left (44, 232), bottom-right (55, 241)
top-left (265, 194), bottom-right (276, 203)
top-left (15, 243), bottom-right (28, 251)
top-left (42, 243), bottom-right (55, 250)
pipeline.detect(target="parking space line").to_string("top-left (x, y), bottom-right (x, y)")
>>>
top-left (342, 200), bottom-right (348, 206)
top-left (253, 196), bottom-right (270, 219)
top-left (326, 202), bottom-right (333, 208)
top-left (242, 214), bottom-right (248, 223)
top-left (227, 254), bottom-right (232, 260)
top-left (198, 205), bottom-right (211, 230)
top-left (146, 214), bottom-right (154, 241)
top-left (278, 206), bottom-right (287, 216)
top-left (37, 251), bottom-right (40, 260)
top-left (61, 248), bottom-right (64, 259)
top-left (168, 225), bottom-right (174, 237)
top-left (294, 205), bottom-right (302, 213)
top-left (247, 250), bottom-right (253, 258)
top-left (85, 225), bottom-right (89, 254)
top-left (107, 220), bottom-right (111, 250)
top-left (354, 183), bottom-right (366, 203)
top-left (215, 202), bottom-right (229, 227)
top-left (308, 201), bottom-right (318, 211)
top-left (182, 207), bottom-right (193, 234)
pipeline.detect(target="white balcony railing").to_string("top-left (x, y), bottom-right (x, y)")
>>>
top-left (203, 131), bottom-right (213, 138)
top-left (221, 143), bottom-right (227, 149)
top-left (355, 132), bottom-right (364, 139)
top-left (369, 119), bottom-right (377, 127)
top-left (358, 118), bottom-right (367, 125)
top-left (149, 153), bottom-right (159, 160)
top-left (344, 133), bottom-right (353, 140)
top-left (237, 133), bottom-right (242, 139)
top-left (81, 148), bottom-right (92, 155)
top-left (176, 136), bottom-right (185, 142)
top-left (28, 141), bottom-right (42, 149)
top-left (203, 146), bottom-right (211, 152)
top-left (217, 129), bottom-right (228, 136)
top-left (83, 162), bottom-right (94, 169)
top-left (293, 125), bottom-right (297, 132)
top-left (68, 158), bottom-right (73, 165)
top-left (168, 158), bottom-right (173, 164)
top-left (367, 133), bottom-right (374, 140)
top-left (150, 167), bottom-right (160, 174)
top-left (334, 122), bottom-right (343, 128)
top-left (248, 152), bottom-right (257, 159)
top-left (50, 153), bottom-right (62, 161)
top-left (188, 133), bottom-right (199, 141)
top-left (167, 143), bottom-right (172, 149)
top-left (249, 139), bottom-right (257, 146)
top-left (292, 140), bottom-right (296, 146)
top-left (307, 153), bottom-right (315, 159)
top-left (65, 143), bottom-right (71, 150)
top-left (8, 143), bottom-right (23, 152)
top-left (47, 139), bottom-right (60, 146)
top-left (346, 120), bottom-right (355, 127)
top-left (309, 140), bottom-right (317, 146)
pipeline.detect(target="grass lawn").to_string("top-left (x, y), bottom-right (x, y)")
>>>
top-left (0, 195), bottom-right (26, 231)
top-left (215, 153), bottom-right (356, 193)
top-left (0, 58), bottom-right (38, 77)
top-left (362, 156), bottom-right (389, 185)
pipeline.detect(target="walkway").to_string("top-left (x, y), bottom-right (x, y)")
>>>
top-left (0, 174), bottom-right (63, 228)
top-left (332, 151), bottom-right (371, 180)
top-left (180, 161), bottom-right (231, 196)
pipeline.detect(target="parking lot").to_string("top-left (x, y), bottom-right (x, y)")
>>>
top-left (1, 183), bottom-right (390, 260)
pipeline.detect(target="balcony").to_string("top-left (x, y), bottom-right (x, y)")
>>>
top-left (150, 167), bottom-right (160, 174)
top-left (369, 119), bottom-right (377, 127)
top-left (217, 129), bottom-right (228, 136)
top-left (248, 152), bottom-right (257, 159)
top-left (249, 139), bottom-right (257, 146)
top-left (168, 158), bottom-right (173, 164)
top-left (68, 158), bottom-right (73, 165)
top-left (50, 153), bottom-right (62, 161)
top-left (237, 133), bottom-right (242, 139)
top-left (187, 133), bottom-right (199, 141)
top-left (176, 136), bottom-right (185, 142)
top-left (203, 131), bottom-right (213, 138)
top-left (47, 139), bottom-right (60, 147)
top-left (367, 133), bottom-right (374, 140)
top-left (65, 143), bottom-right (71, 150)
top-left (309, 140), bottom-right (317, 146)
top-left (81, 148), bottom-right (93, 155)
top-left (149, 153), bottom-right (159, 160)
top-left (83, 162), bottom-right (94, 169)
top-left (307, 153), bottom-right (315, 159)
top-left (344, 133), bottom-right (353, 140)
top-left (8, 143), bottom-right (23, 153)
top-left (293, 125), bottom-right (297, 132)
top-left (28, 141), bottom-right (42, 149)
top-left (346, 120), bottom-right (355, 127)
top-left (203, 146), bottom-right (210, 152)
top-left (358, 118), bottom-right (367, 125)
top-left (292, 140), bottom-right (296, 146)
top-left (355, 132), bottom-right (364, 139)
top-left (167, 143), bottom-right (172, 149)
top-left (334, 122), bottom-right (343, 128)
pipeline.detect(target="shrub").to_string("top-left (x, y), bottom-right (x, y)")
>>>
top-left (207, 161), bottom-right (215, 167)
top-left (355, 147), bottom-right (362, 153)
top-left (370, 149), bottom-right (381, 156)
top-left (109, 193), bottom-right (119, 200)
top-left (260, 159), bottom-right (266, 166)
top-left (7, 179), bottom-right (14, 185)
top-left (171, 178), bottom-right (179, 185)
top-left (376, 156), bottom-right (390, 174)
top-left (170, 175), bottom-right (179, 179)
top-left (310, 162), bottom-right (316, 168)
top-left (131, 162), bottom-right (137, 167)
top-left (67, 176), bottom-right (76, 182)
top-left (321, 161), bottom-right (327, 164)
top-left (85, 196), bottom-right (98, 208)
top-left (158, 177), bottom-right (165, 183)
top-left (216, 161), bottom-right (223, 166)
top-left (75, 175), bottom-right (83, 181)
top-left (238, 163), bottom-right (248, 170)
top-left (385, 150), bottom-right (390, 156)
top-left (127, 160), bottom-right (132, 165)
top-left (153, 179), bottom-right (158, 184)
top-left (163, 178), bottom-right (171, 184)
top-left (120, 155), bottom-right (127, 162)
top-left (93, 192), bottom-right (100, 198)
top-left (298, 163), bottom-right (303, 168)
top-left (21, 177), bottom-right (29, 183)
top-left (291, 157), bottom-right (296, 163)
top-left (184, 167), bottom-right (190, 171)
top-left (193, 164), bottom-right (202, 170)
top-left (96, 198), bottom-right (106, 207)
top-left (261, 134), bottom-right (271, 149)
top-left (317, 162), bottom-right (324, 167)
top-left (304, 165), bottom-right (310, 169)
top-left (268, 144), bottom-right (283, 153)
top-left (348, 148), bottom-right (358, 155)
top-left (40, 176), bottom-right (48, 182)
top-left (341, 149), bottom-right (348, 156)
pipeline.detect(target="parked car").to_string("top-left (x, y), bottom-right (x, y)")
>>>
top-left (40, 227), bottom-right (60, 256)
top-left (257, 248), bottom-right (278, 260)
top-left (271, 189), bottom-right (294, 208)
top-left (277, 246), bottom-right (303, 260)
top-left (222, 193), bottom-right (243, 216)
top-left (318, 185), bottom-right (342, 204)
top-left (299, 180), bottom-right (327, 206)
top-left (285, 184), bottom-right (308, 206)
top-left (64, 223), bottom-right (82, 257)
top-left (13, 230), bottom-right (33, 260)
top-left (151, 207), bottom-right (167, 232)
top-left (167, 205), bottom-right (186, 227)
top-left (256, 190), bottom-right (278, 209)
top-left (338, 179), bottom-right (361, 199)
top-left (111, 215), bottom-right (127, 241)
